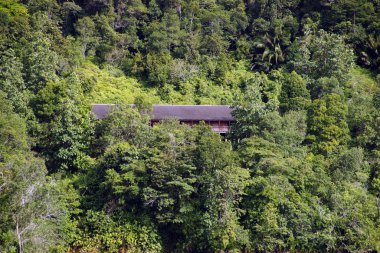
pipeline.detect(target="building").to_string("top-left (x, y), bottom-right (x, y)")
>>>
top-left (92, 104), bottom-right (235, 134)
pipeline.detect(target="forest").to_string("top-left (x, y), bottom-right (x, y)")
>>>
top-left (1, 0), bottom-right (380, 252)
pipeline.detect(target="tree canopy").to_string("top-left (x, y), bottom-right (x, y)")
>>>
top-left (1, 0), bottom-right (380, 252)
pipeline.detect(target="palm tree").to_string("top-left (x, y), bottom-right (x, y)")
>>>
top-left (252, 33), bottom-right (284, 71)
top-left (360, 34), bottom-right (380, 72)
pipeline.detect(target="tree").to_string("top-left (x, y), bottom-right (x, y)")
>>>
top-left (252, 32), bottom-right (285, 71)
top-left (191, 125), bottom-right (250, 251)
top-left (360, 34), bottom-right (380, 72)
top-left (271, 70), bottom-right (310, 112)
top-left (0, 0), bottom-right (30, 43)
top-left (22, 34), bottom-right (59, 93)
top-left (288, 29), bottom-right (355, 84)
top-left (32, 75), bottom-right (94, 173)
top-left (230, 72), bottom-right (280, 141)
top-left (95, 103), bottom-right (151, 151)
top-left (61, 2), bottom-right (82, 36)
top-left (250, 15), bottom-right (297, 72)
top-left (236, 109), bottom-right (336, 252)
top-left (0, 48), bottom-right (30, 117)
top-left (306, 93), bottom-right (350, 155)
top-left (145, 10), bottom-right (181, 54)
top-left (0, 94), bottom-right (78, 252)
top-left (145, 52), bottom-right (173, 85)
top-left (143, 120), bottom-right (197, 231)
top-left (75, 16), bottom-right (98, 60)
top-left (311, 76), bottom-right (342, 99)
top-left (72, 210), bottom-right (162, 253)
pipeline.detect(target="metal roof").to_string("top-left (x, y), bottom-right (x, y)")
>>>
top-left (151, 105), bottom-right (234, 121)
top-left (91, 104), bottom-right (235, 121)
top-left (92, 104), bottom-right (113, 119)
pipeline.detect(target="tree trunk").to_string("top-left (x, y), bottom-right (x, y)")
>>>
top-left (16, 218), bottom-right (23, 253)
top-left (82, 44), bottom-right (87, 60)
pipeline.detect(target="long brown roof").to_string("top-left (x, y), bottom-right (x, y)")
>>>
top-left (91, 104), bottom-right (235, 121)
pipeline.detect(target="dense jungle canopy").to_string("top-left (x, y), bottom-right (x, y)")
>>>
top-left (1, 0), bottom-right (380, 252)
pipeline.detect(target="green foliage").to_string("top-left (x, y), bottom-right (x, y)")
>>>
top-left (192, 126), bottom-right (250, 251)
top-left (230, 71), bottom-right (281, 140)
top-left (75, 16), bottom-right (98, 60)
top-left (251, 15), bottom-right (298, 71)
top-left (74, 211), bottom-right (162, 253)
top-left (0, 48), bottom-right (30, 116)
top-left (1, 0), bottom-right (380, 252)
top-left (288, 29), bottom-right (355, 84)
top-left (0, 0), bottom-right (29, 42)
top-left (330, 183), bottom-right (380, 252)
top-left (32, 75), bottom-right (94, 173)
top-left (95, 104), bottom-right (151, 149)
top-left (0, 94), bottom-right (79, 252)
top-left (306, 93), bottom-right (350, 155)
top-left (22, 35), bottom-right (59, 93)
top-left (346, 67), bottom-right (379, 148)
top-left (78, 62), bottom-right (161, 105)
top-left (272, 70), bottom-right (311, 112)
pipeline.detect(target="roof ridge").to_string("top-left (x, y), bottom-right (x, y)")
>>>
top-left (153, 104), bottom-right (231, 106)
top-left (92, 104), bottom-right (231, 106)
